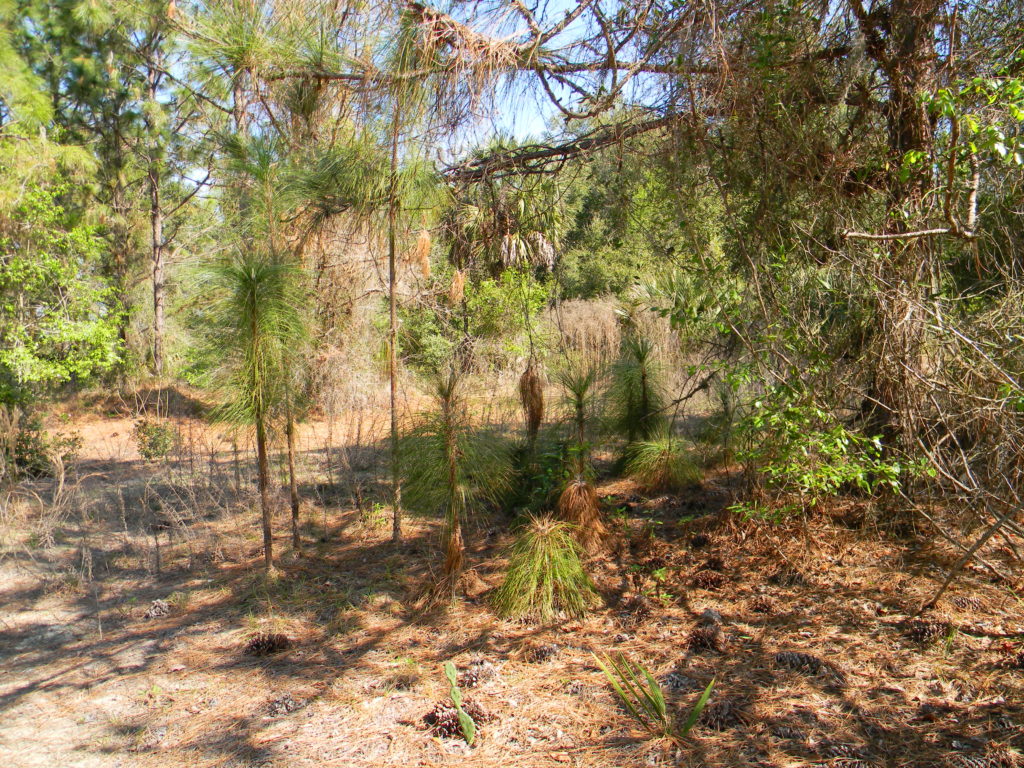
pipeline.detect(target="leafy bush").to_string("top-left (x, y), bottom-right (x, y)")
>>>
top-left (0, 184), bottom-right (120, 402)
top-left (491, 516), bottom-right (598, 621)
top-left (0, 406), bottom-right (81, 480)
top-left (737, 389), bottom-right (925, 509)
top-left (397, 269), bottom-right (552, 374)
top-left (132, 419), bottom-right (181, 461)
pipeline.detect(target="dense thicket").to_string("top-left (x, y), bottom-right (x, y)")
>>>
top-left (2, 0), bottom-right (1023, 595)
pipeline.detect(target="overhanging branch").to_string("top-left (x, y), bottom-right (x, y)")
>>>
top-left (443, 113), bottom-right (678, 182)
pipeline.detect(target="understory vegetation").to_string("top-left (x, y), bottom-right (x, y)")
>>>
top-left (2, 0), bottom-right (1024, 766)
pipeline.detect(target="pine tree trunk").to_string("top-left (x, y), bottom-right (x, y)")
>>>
top-left (388, 111), bottom-right (402, 545)
top-left (256, 418), bottom-right (274, 573)
top-left (286, 412), bottom-right (300, 550)
top-left (149, 164), bottom-right (165, 377)
top-left (147, 55), bottom-right (165, 377)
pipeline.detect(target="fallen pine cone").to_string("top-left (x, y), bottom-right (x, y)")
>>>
top-left (904, 618), bottom-right (953, 643)
top-left (424, 699), bottom-right (493, 739)
top-left (244, 632), bottom-right (292, 656)
top-left (775, 650), bottom-right (847, 685)
top-left (688, 625), bottom-right (728, 653)
top-left (700, 698), bottom-right (751, 731)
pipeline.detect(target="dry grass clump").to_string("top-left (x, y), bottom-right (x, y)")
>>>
top-left (491, 517), bottom-right (597, 621)
top-left (556, 478), bottom-right (606, 552)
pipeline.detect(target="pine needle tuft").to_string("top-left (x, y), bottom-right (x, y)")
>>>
top-left (625, 435), bottom-right (701, 492)
top-left (492, 516), bottom-right (597, 621)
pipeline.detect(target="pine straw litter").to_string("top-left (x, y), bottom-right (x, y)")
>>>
top-left (3, 493), bottom-right (1024, 768)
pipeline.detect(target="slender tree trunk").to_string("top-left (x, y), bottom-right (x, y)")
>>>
top-left (146, 53), bottom-right (166, 377)
top-left (443, 426), bottom-right (463, 582)
top-left (286, 409), bottom-right (300, 550)
top-left (149, 164), bottom-right (165, 377)
top-left (256, 417), bottom-right (274, 574)
top-left (388, 110), bottom-right (402, 544)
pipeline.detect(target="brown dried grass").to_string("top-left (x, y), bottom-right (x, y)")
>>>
top-left (449, 268), bottom-right (465, 304)
top-left (518, 361), bottom-right (544, 443)
top-left (557, 478), bottom-right (607, 553)
top-left (406, 228), bottom-right (432, 279)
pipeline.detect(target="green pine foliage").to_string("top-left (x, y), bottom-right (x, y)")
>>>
top-left (400, 368), bottom-right (513, 589)
top-left (491, 516), bottom-right (597, 621)
top-left (608, 334), bottom-right (668, 443)
top-left (204, 253), bottom-right (308, 428)
top-left (624, 435), bottom-right (701, 492)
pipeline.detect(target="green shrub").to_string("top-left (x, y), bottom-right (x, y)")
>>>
top-left (736, 388), bottom-right (926, 509)
top-left (0, 406), bottom-right (81, 480)
top-left (491, 516), bottom-right (598, 621)
top-left (132, 419), bottom-right (181, 461)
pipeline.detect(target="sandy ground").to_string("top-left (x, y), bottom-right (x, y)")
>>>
top-left (2, 413), bottom-right (1024, 768)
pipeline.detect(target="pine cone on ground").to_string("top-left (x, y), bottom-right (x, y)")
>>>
top-left (244, 632), bottom-right (292, 656)
top-left (688, 625), bottom-right (728, 653)
top-left (904, 618), bottom-right (952, 643)
top-left (750, 595), bottom-right (776, 614)
top-left (775, 650), bottom-right (847, 685)
top-left (699, 698), bottom-right (751, 731)
top-left (693, 570), bottom-right (725, 590)
top-left (525, 642), bottom-right (559, 663)
top-left (424, 699), bottom-right (492, 739)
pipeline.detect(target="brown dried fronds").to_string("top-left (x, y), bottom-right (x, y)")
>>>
top-left (449, 268), bottom-right (465, 304)
top-left (557, 477), bottom-right (606, 552)
top-left (406, 228), bottom-right (431, 278)
top-left (518, 361), bottom-right (544, 443)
